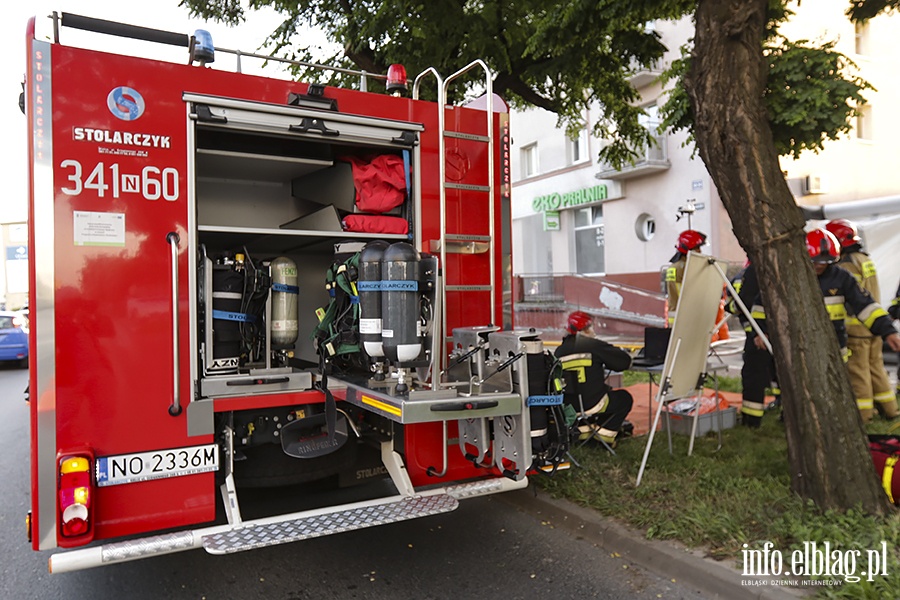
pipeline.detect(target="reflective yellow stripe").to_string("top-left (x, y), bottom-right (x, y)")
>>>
top-left (667, 316), bottom-right (676, 326)
top-left (825, 302), bottom-right (847, 321)
top-left (583, 394), bottom-right (609, 416)
top-left (858, 304), bottom-right (888, 328)
top-left (846, 316), bottom-right (861, 326)
top-left (665, 267), bottom-right (677, 282)
top-left (857, 398), bottom-right (874, 410)
top-left (875, 391), bottom-right (897, 404)
top-left (883, 456), bottom-right (898, 504)
top-left (742, 401), bottom-right (765, 417)
top-left (361, 395), bottom-right (402, 417)
top-left (561, 358), bottom-right (592, 369)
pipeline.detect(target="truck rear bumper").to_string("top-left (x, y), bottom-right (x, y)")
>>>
top-left (48, 476), bottom-right (527, 573)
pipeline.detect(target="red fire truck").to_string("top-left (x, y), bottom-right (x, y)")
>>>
top-left (25, 13), bottom-right (569, 572)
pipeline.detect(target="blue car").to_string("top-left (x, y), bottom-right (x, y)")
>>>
top-left (0, 311), bottom-right (29, 368)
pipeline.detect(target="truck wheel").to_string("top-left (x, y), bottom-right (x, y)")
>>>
top-left (234, 439), bottom-right (358, 488)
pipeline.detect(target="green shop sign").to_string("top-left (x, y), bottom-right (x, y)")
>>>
top-left (532, 184), bottom-right (607, 213)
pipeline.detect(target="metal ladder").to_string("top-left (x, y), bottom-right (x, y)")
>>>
top-left (413, 62), bottom-right (497, 375)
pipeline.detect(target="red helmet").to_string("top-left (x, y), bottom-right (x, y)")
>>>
top-left (806, 228), bottom-right (840, 264)
top-left (824, 219), bottom-right (861, 249)
top-left (676, 230), bottom-right (707, 254)
top-left (566, 311), bottom-right (593, 334)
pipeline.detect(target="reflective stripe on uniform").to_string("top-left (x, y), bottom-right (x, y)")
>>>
top-left (857, 397), bottom-right (874, 411)
top-left (741, 400), bottom-right (766, 417)
top-left (824, 296), bottom-right (847, 321)
top-left (665, 267), bottom-right (677, 282)
top-left (875, 390), bottom-right (898, 404)
top-left (857, 303), bottom-right (889, 329)
top-left (583, 393), bottom-right (610, 416)
top-left (560, 353), bottom-right (592, 383)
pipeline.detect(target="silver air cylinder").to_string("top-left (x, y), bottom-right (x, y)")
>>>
top-left (382, 242), bottom-right (421, 364)
top-left (270, 256), bottom-right (299, 346)
top-left (359, 240), bottom-right (389, 358)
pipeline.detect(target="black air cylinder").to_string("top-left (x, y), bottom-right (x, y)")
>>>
top-left (381, 242), bottom-right (421, 364)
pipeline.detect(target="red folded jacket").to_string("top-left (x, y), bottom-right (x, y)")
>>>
top-left (341, 214), bottom-right (409, 235)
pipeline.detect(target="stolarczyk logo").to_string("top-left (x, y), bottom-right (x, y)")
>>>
top-left (741, 540), bottom-right (890, 587)
top-left (107, 86), bottom-right (145, 121)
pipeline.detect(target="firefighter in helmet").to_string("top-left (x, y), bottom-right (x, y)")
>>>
top-left (666, 230), bottom-right (707, 327)
top-left (555, 311), bottom-right (634, 446)
top-left (731, 261), bottom-right (780, 427)
top-left (665, 230), bottom-right (729, 340)
top-left (807, 229), bottom-right (900, 415)
top-left (825, 219), bottom-right (899, 421)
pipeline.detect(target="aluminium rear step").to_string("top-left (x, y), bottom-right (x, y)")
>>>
top-left (47, 478), bottom-right (526, 573)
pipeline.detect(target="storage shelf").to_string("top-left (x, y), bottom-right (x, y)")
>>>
top-left (198, 225), bottom-right (408, 254)
top-left (196, 149), bottom-right (332, 182)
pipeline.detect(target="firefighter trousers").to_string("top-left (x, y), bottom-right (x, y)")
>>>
top-left (741, 338), bottom-right (776, 428)
top-left (847, 335), bottom-right (898, 421)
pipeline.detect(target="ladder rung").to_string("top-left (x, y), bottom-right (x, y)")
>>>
top-left (446, 285), bottom-right (492, 292)
top-left (444, 131), bottom-right (490, 142)
top-left (445, 182), bottom-right (490, 192)
top-left (445, 234), bottom-right (491, 242)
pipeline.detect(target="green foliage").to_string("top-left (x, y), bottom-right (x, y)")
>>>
top-left (848, 0), bottom-right (900, 22)
top-left (179, 0), bottom-right (696, 169)
top-left (178, 0), bottom-right (889, 170)
top-left (536, 416), bottom-right (900, 598)
top-left (660, 37), bottom-right (873, 159)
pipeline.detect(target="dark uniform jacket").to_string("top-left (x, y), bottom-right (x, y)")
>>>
top-left (818, 264), bottom-right (896, 348)
top-left (554, 333), bottom-right (633, 410)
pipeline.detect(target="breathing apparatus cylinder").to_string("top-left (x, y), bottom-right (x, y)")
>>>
top-left (358, 240), bottom-right (389, 359)
top-left (270, 256), bottom-right (299, 346)
top-left (210, 259), bottom-right (243, 373)
top-left (382, 242), bottom-right (422, 364)
top-left (525, 340), bottom-right (552, 453)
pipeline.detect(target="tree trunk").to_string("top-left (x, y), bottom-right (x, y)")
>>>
top-left (684, 0), bottom-right (891, 514)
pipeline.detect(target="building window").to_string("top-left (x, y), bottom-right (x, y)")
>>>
top-left (521, 143), bottom-right (538, 178)
top-left (574, 206), bottom-right (604, 274)
top-left (569, 127), bottom-right (589, 164)
top-left (855, 21), bottom-right (870, 55)
top-left (856, 104), bottom-right (873, 140)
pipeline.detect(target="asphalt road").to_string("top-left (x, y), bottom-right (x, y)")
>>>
top-left (0, 364), bottom-right (699, 599)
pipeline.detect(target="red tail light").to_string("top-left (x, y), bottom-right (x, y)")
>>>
top-left (386, 64), bottom-right (408, 96)
top-left (58, 456), bottom-right (93, 538)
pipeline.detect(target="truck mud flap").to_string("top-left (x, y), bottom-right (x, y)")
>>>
top-left (201, 493), bottom-right (457, 554)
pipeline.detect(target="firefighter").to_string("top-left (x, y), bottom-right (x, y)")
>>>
top-left (732, 262), bottom-right (778, 427)
top-left (826, 219), bottom-right (899, 421)
top-left (666, 230), bottom-right (707, 327)
top-left (666, 229), bottom-right (730, 343)
top-left (555, 311), bottom-right (634, 446)
top-left (807, 229), bottom-right (900, 412)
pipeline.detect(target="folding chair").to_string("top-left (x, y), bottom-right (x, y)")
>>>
top-left (560, 363), bottom-right (618, 456)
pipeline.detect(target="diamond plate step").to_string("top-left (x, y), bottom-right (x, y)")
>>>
top-left (202, 494), bottom-right (458, 555)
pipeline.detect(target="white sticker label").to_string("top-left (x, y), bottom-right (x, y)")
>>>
top-left (359, 318), bottom-right (382, 334)
top-left (382, 328), bottom-right (394, 338)
top-left (74, 211), bottom-right (125, 247)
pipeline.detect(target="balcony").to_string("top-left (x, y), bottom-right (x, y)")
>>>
top-left (626, 58), bottom-right (664, 88)
top-left (595, 130), bottom-right (670, 180)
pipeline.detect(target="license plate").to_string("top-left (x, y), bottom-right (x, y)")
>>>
top-left (95, 444), bottom-right (219, 487)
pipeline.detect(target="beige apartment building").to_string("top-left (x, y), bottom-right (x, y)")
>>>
top-left (509, 1), bottom-right (900, 305)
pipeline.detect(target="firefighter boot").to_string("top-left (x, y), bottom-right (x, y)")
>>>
top-left (859, 407), bottom-right (874, 423)
top-left (876, 398), bottom-right (899, 420)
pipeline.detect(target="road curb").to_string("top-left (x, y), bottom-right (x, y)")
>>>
top-left (499, 487), bottom-right (810, 600)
